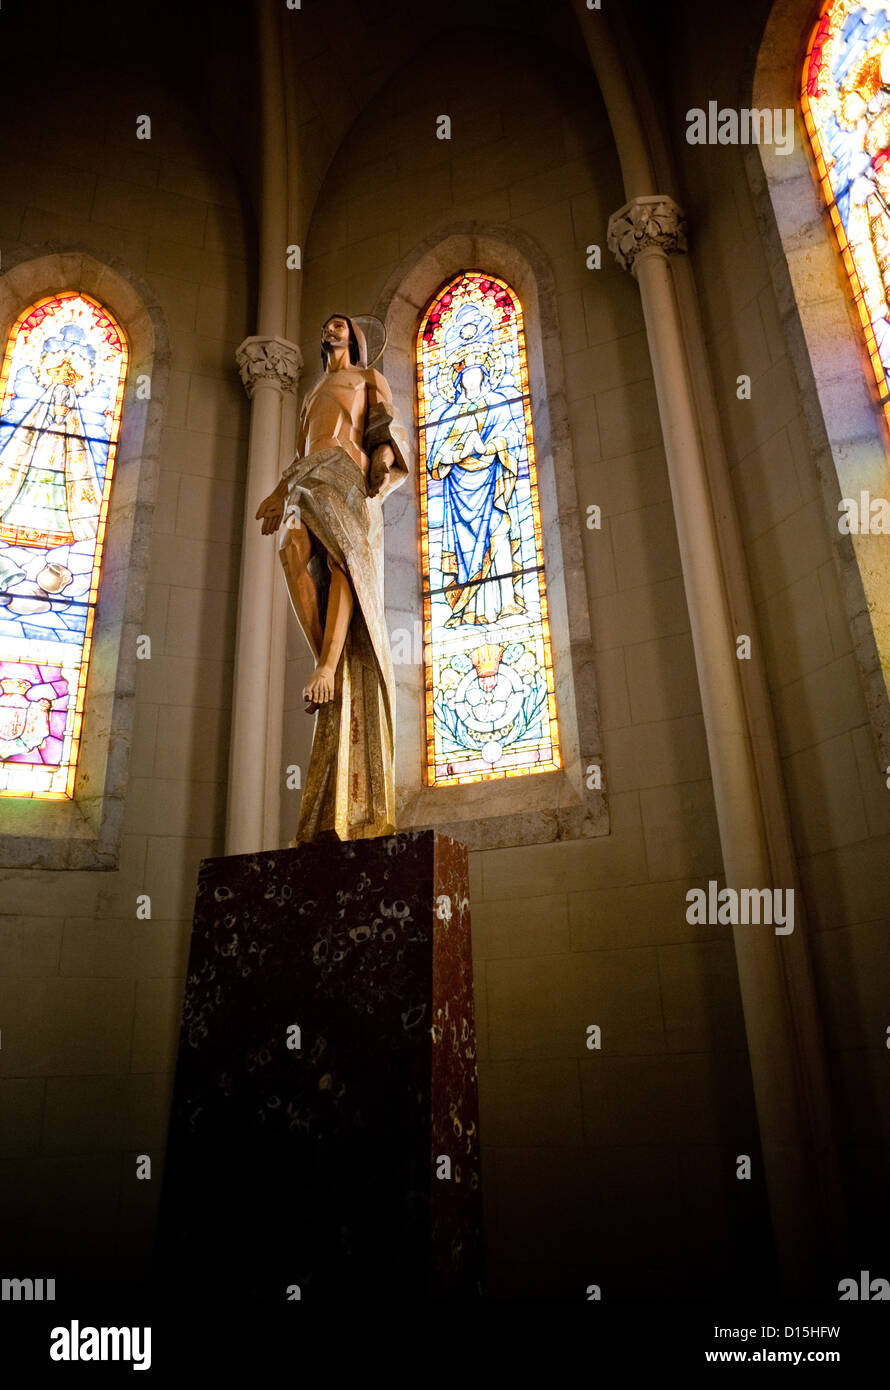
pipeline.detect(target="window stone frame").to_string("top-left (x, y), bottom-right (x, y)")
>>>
top-left (751, 0), bottom-right (890, 770)
top-left (375, 225), bottom-right (609, 850)
top-left (0, 249), bottom-right (169, 870)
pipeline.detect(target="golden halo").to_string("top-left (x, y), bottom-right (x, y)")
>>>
top-left (351, 314), bottom-right (387, 367)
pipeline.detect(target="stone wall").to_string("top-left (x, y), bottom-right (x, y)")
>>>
top-left (1, 0), bottom-right (878, 1300)
top-left (0, 63), bottom-right (252, 1278)
top-left (662, 0), bottom-right (890, 1254)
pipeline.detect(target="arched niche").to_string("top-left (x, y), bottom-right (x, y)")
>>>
top-left (0, 249), bottom-right (169, 869)
top-left (375, 223), bottom-right (608, 849)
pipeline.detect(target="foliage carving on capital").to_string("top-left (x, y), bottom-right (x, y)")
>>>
top-left (235, 335), bottom-right (303, 397)
top-left (607, 196), bottom-right (688, 274)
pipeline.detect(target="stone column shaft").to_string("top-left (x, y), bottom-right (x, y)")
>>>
top-left (227, 337), bottom-right (301, 855)
top-left (225, 0), bottom-right (301, 856)
top-left (608, 195), bottom-right (833, 1285)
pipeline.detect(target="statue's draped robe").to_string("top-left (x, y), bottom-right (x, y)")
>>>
top-left (282, 444), bottom-right (407, 842)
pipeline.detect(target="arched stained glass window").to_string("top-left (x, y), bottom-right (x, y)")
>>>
top-left (803, 0), bottom-right (890, 422)
top-left (0, 293), bottom-right (127, 800)
top-left (416, 271), bottom-right (560, 785)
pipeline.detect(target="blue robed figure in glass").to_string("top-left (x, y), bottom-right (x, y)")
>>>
top-left (426, 304), bottom-right (528, 627)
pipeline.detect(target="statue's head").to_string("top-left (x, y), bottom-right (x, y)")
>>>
top-left (321, 314), bottom-right (367, 370)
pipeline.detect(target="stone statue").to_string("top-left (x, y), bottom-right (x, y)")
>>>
top-left (256, 314), bottom-right (408, 843)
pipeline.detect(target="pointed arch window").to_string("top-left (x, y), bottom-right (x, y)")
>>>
top-left (802, 0), bottom-right (890, 423)
top-left (0, 292), bottom-right (127, 799)
top-left (416, 271), bottom-right (560, 785)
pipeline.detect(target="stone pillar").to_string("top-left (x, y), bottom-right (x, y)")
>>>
top-left (606, 195), bottom-right (831, 1287)
top-left (227, 335), bottom-right (302, 855)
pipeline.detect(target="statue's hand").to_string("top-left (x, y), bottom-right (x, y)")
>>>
top-left (303, 664), bottom-right (335, 711)
top-left (256, 490), bottom-right (285, 534)
top-left (367, 443), bottom-right (396, 497)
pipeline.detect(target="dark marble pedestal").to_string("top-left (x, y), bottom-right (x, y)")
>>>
top-left (156, 830), bottom-right (482, 1301)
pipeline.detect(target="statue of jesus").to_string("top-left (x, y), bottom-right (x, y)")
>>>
top-left (255, 314), bottom-right (408, 844)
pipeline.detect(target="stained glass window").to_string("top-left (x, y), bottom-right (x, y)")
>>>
top-left (0, 293), bottom-right (127, 799)
top-left (803, 0), bottom-right (890, 421)
top-left (416, 272), bottom-right (560, 785)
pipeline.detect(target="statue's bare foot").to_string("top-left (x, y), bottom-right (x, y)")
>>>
top-left (303, 664), bottom-right (335, 712)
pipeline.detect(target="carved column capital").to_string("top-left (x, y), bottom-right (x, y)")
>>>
top-left (607, 195), bottom-right (688, 275)
top-left (235, 335), bottom-right (303, 398)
